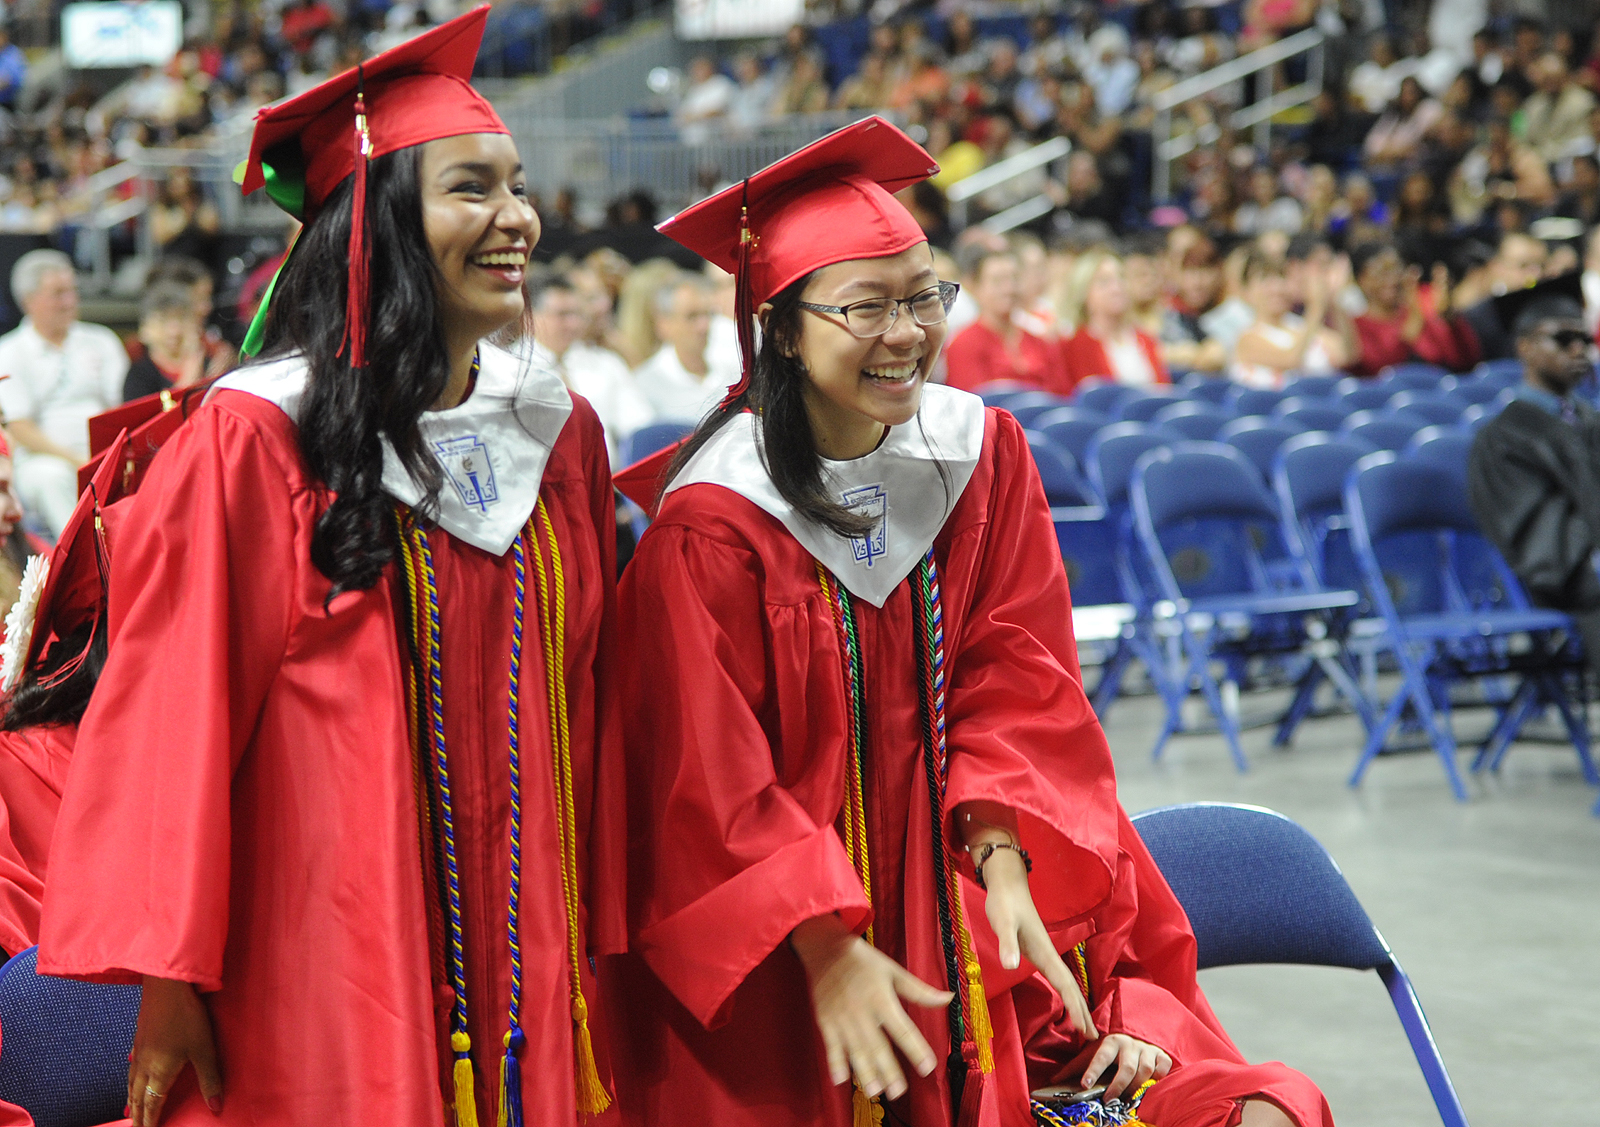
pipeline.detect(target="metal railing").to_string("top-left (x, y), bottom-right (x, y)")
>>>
top-left (945, 136), bottom-right (1070, 234)
top-left (1151, 27), bottom-right (1325, 202)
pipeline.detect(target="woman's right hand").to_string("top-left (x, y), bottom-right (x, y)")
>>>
top-left (790, 915), bottom-right (953, 1101)
top-left (128, 976), bottom-right (223, 1125)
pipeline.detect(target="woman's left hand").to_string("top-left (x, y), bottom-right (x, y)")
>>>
top-left (978, 847), bottom-right (1097, 1041)
top-left (1063, 1033), bottom-right (1173, 1100)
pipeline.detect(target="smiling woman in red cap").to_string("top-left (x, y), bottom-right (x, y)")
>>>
top-left (35, 9), bottom-right (624, 1127)
top-left (609, 118), bottom-right (1331, 1127)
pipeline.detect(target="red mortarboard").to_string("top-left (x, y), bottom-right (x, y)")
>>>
top-left (236, 6), bottom-right (507, 366)
top-left (80, 381), bottom-right (215, 495)
top-left (657, 116), bottom-right (939, 404)
top-left (21, 429), bottom-right (131, 675)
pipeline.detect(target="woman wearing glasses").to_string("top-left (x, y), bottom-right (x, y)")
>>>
top-left (609, 120), bottom-right (1329, 1127)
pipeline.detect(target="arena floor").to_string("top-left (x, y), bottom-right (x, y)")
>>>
top-left (1102, 683), bottom-right (1598, 1127)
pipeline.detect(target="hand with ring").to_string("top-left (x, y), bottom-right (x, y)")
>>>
top-left (127, 977), bottom-right (224, 1125)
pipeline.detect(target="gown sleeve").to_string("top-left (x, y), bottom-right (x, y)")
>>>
top-left (38, 400), bottom-right (299, 988)
top-left (619, 520), bottom-right (871, 1029)
top-left (942, 411), bottom-right (1119, 929)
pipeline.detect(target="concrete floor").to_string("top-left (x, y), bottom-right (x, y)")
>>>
top-left (1099, 685), bottom-right (1599, 1127)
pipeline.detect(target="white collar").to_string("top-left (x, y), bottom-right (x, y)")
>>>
top-left (211, 343), bottom-right (573, 556)
top-left (665, 383), bottom-right (986, 607)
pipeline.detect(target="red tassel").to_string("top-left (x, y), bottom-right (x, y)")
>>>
top-left (342, 79), bottom-right (371, 370)
top-left (955, 1043), bottom-right (999, 1127)
top-left (719, 179), bottom-right (755, 407)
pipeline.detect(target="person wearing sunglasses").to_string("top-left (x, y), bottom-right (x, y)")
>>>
top-left (607, 119), bottom-right (1330, 1127)
top-left (1469, 279), bottom-right (1600, 671)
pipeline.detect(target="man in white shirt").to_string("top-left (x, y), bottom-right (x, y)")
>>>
top-left (632, 273), bottom-right (738, 425)
top-left (0, 250), bottom-right (127, 537)
top-left (518, 274), bottom-right (652, 468)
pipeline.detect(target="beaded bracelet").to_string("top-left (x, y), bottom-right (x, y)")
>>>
top-left (973, 841), bottom-right (1032, 890)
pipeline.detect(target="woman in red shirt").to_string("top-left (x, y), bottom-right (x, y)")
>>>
top-left (1059, 251), bottom-right (1170, 390)
top-left (1349, 243), bottom-right (1480, 376)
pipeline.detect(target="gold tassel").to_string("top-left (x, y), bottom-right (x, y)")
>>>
top-left (572, 993), bottom-right (612, 1115)
top-left (496, 1032), bottom-right (509, 1127)
top-left (964, 954), bottom-right (995, 1074)
top-left (452, 1031), bottom-right (480, 1127)
top-left (852, 1084), bottom-right (884, 1126)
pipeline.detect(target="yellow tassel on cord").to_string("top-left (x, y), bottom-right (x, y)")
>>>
top-left (851, 1084), bottom-right (885, 1126)
top-left (572, 993), bottom-right (612, 1115)
top-left (496, 1034), bottom-right (509, 1127)
top-left (964, 954), bottom-right (995, 1074)
top-left (452, 1031), bottom-right (480, 1127)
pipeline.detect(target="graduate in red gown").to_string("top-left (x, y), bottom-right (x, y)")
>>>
top-left (37, 10), bottom-right (624, 1127)
top-left (610, 119), bottom-right (1332, 1127)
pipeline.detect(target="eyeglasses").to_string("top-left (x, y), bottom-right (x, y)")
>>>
top-left (799, 281), bottom-right (960, 339)
top-left (1540, 329), bottom-right (1592, 350)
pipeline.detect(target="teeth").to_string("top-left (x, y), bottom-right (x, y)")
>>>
top-left (864, 364), bottom-right (918, 381)
top-left (472, 251), bottom-right (526, 266)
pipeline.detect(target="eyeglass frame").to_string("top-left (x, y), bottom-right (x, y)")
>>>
top-left (797, 281), bottom-right (962, 339)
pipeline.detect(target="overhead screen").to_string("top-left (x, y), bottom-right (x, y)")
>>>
top-left (675, 0), bottom-right (805, 40)
top-left (62, 1), bottom-right (184, 68)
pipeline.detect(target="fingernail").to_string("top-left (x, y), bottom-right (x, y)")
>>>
top-left (888, 1083), bottom-right (906, 1099)
top-left (920, 1058), bottom-right (936, 1076)
top-left (208, 1096), bottom-right (223, 1115)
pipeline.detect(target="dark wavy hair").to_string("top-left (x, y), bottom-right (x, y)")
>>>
top-left (1, 620), bottom-right (107, 730)
top-left (667, 273), bottom-right (875, 538)
top-left (257, 145), bottom-right (450, 597)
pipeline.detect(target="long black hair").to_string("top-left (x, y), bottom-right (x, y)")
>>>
top-left (258, 145), bottom-right (450, 597)
top-left (668, 273), bottom-right (876, 539)
top-left (1, 620), bottom-right (107, 730)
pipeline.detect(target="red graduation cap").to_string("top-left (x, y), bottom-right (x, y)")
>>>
top-left (656, 115), bottom-right (939, 406)
top-left (19, 429), bottom-right (132, 677)
top-left (79, 381), bottom-right (215, 495)
top-left (236, 5), bottom-right (507, 365)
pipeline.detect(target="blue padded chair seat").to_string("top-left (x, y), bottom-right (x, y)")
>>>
top-left (1179, 589), bottom-right (1360, 618)
top-left (1387, 609), bottom-right (1574, 638)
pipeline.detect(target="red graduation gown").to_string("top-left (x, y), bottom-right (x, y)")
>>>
top-left (610, 409), bottom-right (1122, 1126)
top-left (37, 389), bottom-right (626, 1126)
top-left (0, 724), bottom-right (73, 955)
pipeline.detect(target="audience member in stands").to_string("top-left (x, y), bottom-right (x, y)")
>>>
top-left (0, 26), bottom-right (25, 112)
top-left (1231, 250), bottom-right (1351, 387)
top-left (0, 251), bottom-right (125, 537)
top-left (1161, 235), bottom-right (1229, 373)
top-left (1582, 226), bottom-right (1600, 339)
top-left (726, 52), bottom-right (776, 131)
top-left (1520, 53), bottom-right (1597, 164)
top-left (1083, 25), bottom-right (1141, 117)
top-left (1348, 36), bottom-right (1412, 114)
top-left (1363, 77), bottom-right (1443, 173)
top-left (633, 272), bottom-right (732, 423)
top-left (612, 257), bottom-right (683, 368)
top-left (1060, 251), bottom-right (1170, 389)
top-left (1459, 231), bottom-right (1549, 359)
top-left (943, 245), bottom-right (1066, 392)
top-left (1329, 171), bottom-right (1388, 246)
top-left (771, 51), bottom-right (831, 116)
top-left (834, 51), bottom-right (892, 111)
top-left (1234, 166), bottom-right (1304, 235)
top-left (123, 283), bottom-right (206, 402)
top-left (676, 55), bottom-right (736, 144)
top-left (1449, 117), bottom-right (1557, 225)
top-left (1011, 233), bottom-right (1058, 339)
top-left (517, 273), bottom-right (651, 468)
top-left (1392, 169), bottom-right (1455, 271)
top-left (1054, 150), bottom-right (1125, 233)
top-left (1349, 243), bottom-right (1481, 375)
top-left (1468, 283), bottom-right (1600, 668)
top-left (1553, 154), bottom-right (1600, 226)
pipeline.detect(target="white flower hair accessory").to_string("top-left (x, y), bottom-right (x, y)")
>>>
top-left (0, 555), bottom-right (50, 694)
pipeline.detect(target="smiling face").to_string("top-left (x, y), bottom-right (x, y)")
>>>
top-left (420, 133), bottom-right (539, 349)
top-left (787, 244), bottom-right (947, 459)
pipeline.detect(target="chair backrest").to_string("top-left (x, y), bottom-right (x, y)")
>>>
top-left (973, 381), bottom-right (1040, 406)
top-left (1084, 423), bottom-right (1175, 509)
top-left (1073, 378), bottom-right (1139, 416)
top-left (1118, 389), bottom-right (1192, 422)
top-left (1225, 386), bottom-right (1288, 417)
top-left (1336, 378), bottom-right (1396, 411)
top-left (1180, 375), bottom-right (1233, 404)
top-left (1056, 511), bottom-right (1126, 607)
top-left (1473, 359), bottom-right (1523, 385)
top-left (1273, 432), bottom-right (1377, 590)
top-left (1036, 409), bottom-right (1112, 467)
top-left (1341, 410), bottom-right (1425, 451)
top-left (1152, 401), bottom-right (1229, 440)
top-left (1448, 378), bottom-right (1507, 406)
top-left (623, 421), bottom-right (694, 465)
top-left (1217, 417), bottom-right (1306, 479)
top-left (1006, 392), bottom-right (1073, 427)
top-left (1275, 401), bottom-right (1348, 432)
top-left (1026, 432), bottom-right (1097, 507)
top-left (1129, 804), bottom-right (1391, 970)
top-left (1283, 373), bottom-right (1341, 398)
top-left (1382, 363), bottom-right (1451, 389)
top-left (0, 947), bottom-right (141, 1127)
top-left (1407, 427), bottom-right (1474, 480)
top-left (1388, 391), bottom-right (1467, 426)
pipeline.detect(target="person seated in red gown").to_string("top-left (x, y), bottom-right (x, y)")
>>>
top-left (944, 244), bottom-right (1072, 393)
top-left (1059, 250), bottom-right (1170, 390)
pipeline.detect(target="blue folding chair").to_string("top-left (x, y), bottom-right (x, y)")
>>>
top-left (1006, 392), bottom-right (1074, 428)
top-left (1274, 399), bottom-right (1347, 432)
top-left (1283, 373), bottom-right (1341, 398)
top-left (1406, 428), bottom-right (1474, 482)
top-left (1073, 378), bottom-right (1139, 416)
top-left (1341, 410), bottom-right (1425, 451)
top-left (1225, 386), bottom-right (1288, 417)
top-left (1027, 432), bottom-right (1098, 508)
top-left (1119, 390), bottom-right (1192, 422)
top-left (973, 381), bottom-right (1042, 406)
top-left (1382, 363), bottom-right (1451, 389)
top-left (1447, 379), bottom-right (1508, 407)
top-left (1336, 378), bottom-right (1396, 412)
top-left (1152, 401), bottom-right (1230, 440)
top-left (621, 421), bottom-right (694, 465)
top-left (1345, 453), bottom-right (1598, 799)
top-left (1457, 403), bottom-right (1501, 431)
top-left (1472, 359), bottom-right (1523, 386)
top-left (0, 947), bottom-right (140, 1127)
top-left (1035, 408), bottom-right (1112, 468)
top-left (1388, 391), bottom-right (1467, 426)
top-left (1217, 417), bottom-right (1306, 480)
top-left (1129, 804), bottom-right (1471, 1127)
top-left (1130, 443), bottom-right (1362, 768)
top-left (1180, 375), bottom-right (1233, 404)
